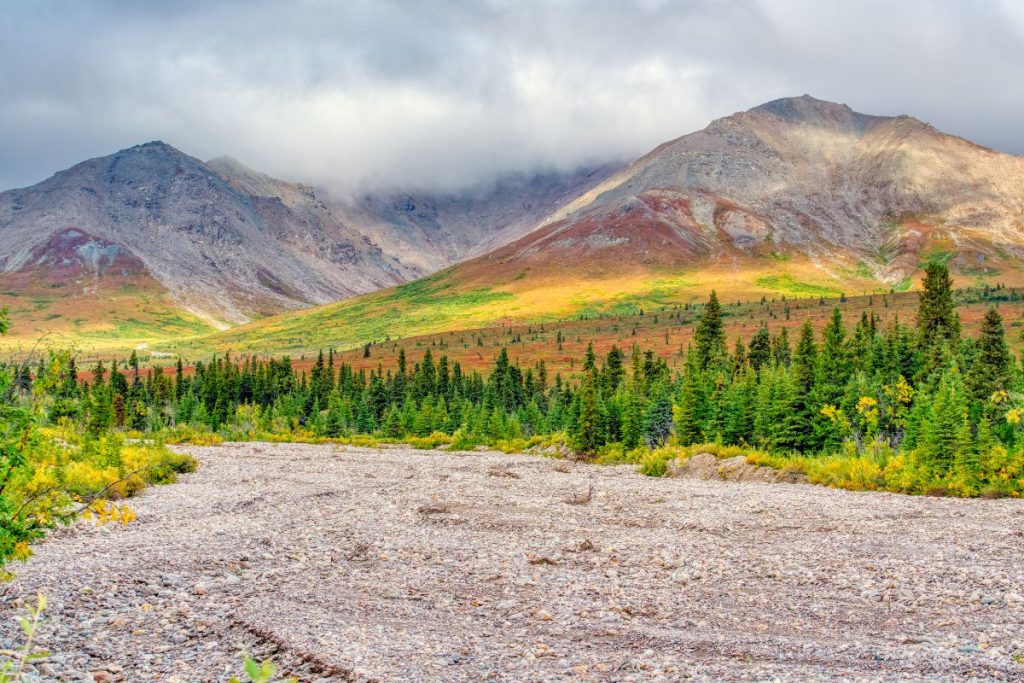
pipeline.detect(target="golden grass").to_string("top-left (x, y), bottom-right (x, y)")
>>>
top-left (154, 257), bottom-right (891, 358)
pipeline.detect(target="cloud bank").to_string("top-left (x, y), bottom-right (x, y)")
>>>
top-left (1, 0), bottom-right (1022, 194)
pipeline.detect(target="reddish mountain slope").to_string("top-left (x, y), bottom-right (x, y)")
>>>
top-left (454, 95), bottom-right (1024, 295)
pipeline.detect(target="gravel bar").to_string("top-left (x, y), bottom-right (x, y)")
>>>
top-left (1, 442), bottom-right (1023, 682)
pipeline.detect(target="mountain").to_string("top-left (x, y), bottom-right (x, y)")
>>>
top-left (455, 94), bottom-right (1024, 298)
top-left (331, 165), bottom-right (624, 273)
top-left (0, 143), bottom-right (615, 351)
top-left (0, 142), bottom-right (418, 349)
top-left (178, 95), bottom-right (1024, 356)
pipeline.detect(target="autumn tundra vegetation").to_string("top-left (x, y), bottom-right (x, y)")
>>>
top-left (0, 263), bottom-right (1022, 581)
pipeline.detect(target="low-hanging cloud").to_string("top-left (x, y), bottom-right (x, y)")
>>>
top-left (1, 0), bottom-right (1022, 195)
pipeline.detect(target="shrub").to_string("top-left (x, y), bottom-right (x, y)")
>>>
top-left (638, 446), bottom-right (683, 477)
top-left (162, 426), bottom-right (224, 446)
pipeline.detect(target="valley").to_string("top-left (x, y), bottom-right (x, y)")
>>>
top-left (4, 5), bottom-right (1024, 681)
top-left (156, 288), bottom-right (1022, 381)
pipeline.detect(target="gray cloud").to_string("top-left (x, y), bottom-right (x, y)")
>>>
top-left (1, 0), bottom-right (1022, 194)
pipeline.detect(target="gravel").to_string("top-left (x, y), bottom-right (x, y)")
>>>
top-left (1, 442), bottom-right (1023, 682)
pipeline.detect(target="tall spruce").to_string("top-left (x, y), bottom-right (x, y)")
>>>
top-left (693, 291), bottom-right (727, 367)
top-left (966, 306), bottom-right (1012, 401)
top-left (917, 261), bottom-right (960, 376)
top-left (920, 363), bottom-right (969, 473)
top-left (573, 373), bottom-right (605, 455)
top-left (819, 307), bottom-right (849, 404)
top-left (748, 325), bottom-right (772, 371)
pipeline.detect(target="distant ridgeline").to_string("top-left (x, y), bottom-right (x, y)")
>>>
top-left (4, 263), bottom-right (1024, 498)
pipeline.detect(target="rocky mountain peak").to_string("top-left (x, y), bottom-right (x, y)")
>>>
top-left (109, 140), bottom-right (193, 166)
top-left (745, 94), bottom-right (888, 134)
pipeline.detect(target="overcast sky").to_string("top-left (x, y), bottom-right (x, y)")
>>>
top-left (2, 0), bottom-right (1022, 195)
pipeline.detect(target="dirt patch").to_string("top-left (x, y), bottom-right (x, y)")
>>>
top-left (666, 452), bottom-right (809, 484)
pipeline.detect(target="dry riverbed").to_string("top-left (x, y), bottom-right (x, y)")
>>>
top-left (1, 442), bottom-right (1023, 682)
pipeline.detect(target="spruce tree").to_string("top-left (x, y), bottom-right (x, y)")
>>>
top-left (621, 382), bottom-right (645, 450)
top-left (174, 358), bottom-right (185, 401)
top-left (721, 365), bottom-right (756, 445)
top-left (917, 262), bottom-right (960, 378)
top-left (693, 291), bottom-right (727, 367)
top-left (604, 388), bottom-right (624, 442)
top-left (772, 328), bottom-right (791, 367)
top-left (967, 306), bottom-right (1012, 401)
top-left (382, 406), bottom-right (403, 438)
top-left (583, 343), bottom-right (598, 375)
top-left (920, 364), bottom-right (969, 473)
top-left (601, 345), bottom-right (626, 393)
top-left (673, 350), bottom-right (706, 444)
top-left (310, 350), bottom-right (327, 409)
top-left (88, 385), bottom-right (114, 435)
top-left (748, 326), bottom-right (772, 371)
top-left (355, 398), bottom-right (376, 433)
top-left (91, 360), bottom-right (106, 387)
top-left (918, 261), bottom-right (960, 343)
top-left (128, 350), bottom-right (141, 388)
top-left (643, 381), bottom-right (674, 448)
top-left (732, 338), bottom-right (747, 376)
top-left (782, 321), bottom-right (819, 451)
top-left (819, 307), bottom-right (849, 405)
top-left (573, 373), bottom-right (605, 455)
top-left (324, 395), bottom-right (346, 437)
top-left (754, 365), bottom-right (791, 448)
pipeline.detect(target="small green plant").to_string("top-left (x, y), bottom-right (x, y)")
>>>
top-left (230, 655), bottom-right (297, 683)
top-left (0, 593), bottom-right (49, 682)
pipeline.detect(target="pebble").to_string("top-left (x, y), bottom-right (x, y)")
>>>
top-left (0, 442), bottom-right (1020, 682)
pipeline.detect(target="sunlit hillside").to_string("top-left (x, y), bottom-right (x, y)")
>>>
top-left (156, 253), bottom-right (892, 357)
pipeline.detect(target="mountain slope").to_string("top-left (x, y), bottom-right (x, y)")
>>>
top-left (461, 95), bottom-right (1024, 296)
top-left (0, 142), bottom-right (419, 350)
top-left (332, 164), bottom-right (624, 273)
top-left (177, 96), bottom-right (1024, 356)
top-left (0, 142), bottom-right (618, 352)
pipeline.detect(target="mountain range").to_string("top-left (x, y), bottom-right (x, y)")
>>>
top-left (0, 143), bottom-right (616, 349)
top-left (1, 95), bottom-right (1022, 355)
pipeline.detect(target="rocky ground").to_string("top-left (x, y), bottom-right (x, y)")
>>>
top-left (1, 442), bottom-right (1022, 682)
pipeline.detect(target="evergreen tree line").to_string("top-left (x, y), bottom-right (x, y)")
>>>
top-left (42, 339), bottom-right (680, 451)
top-left (10, 263), bottom-right (1024, 492)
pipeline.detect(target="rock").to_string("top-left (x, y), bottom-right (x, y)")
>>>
top-left (1, 441), bottom-right (1020, 681)
top-left (161, 574), bottom-right (182, 587)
